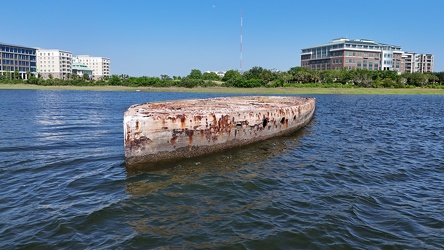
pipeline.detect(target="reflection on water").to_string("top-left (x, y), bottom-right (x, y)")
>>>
top-left (125, 122), bottom-right (313, 197)
top-left (122, 124), bottom-right (315, 246)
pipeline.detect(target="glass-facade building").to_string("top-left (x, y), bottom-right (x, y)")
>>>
top-left (300, 38), bottom-right (418, 72)
top-left (0, 43), bottom-right (37, 79)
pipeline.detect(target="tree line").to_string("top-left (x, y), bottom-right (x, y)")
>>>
top-left (1, 67), bottom-right (444, 89)
top-left (221, 67), bottom-right (444, 88)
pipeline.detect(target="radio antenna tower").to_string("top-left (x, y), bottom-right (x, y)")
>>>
top-left (240, 10), bottom-right (243, 73)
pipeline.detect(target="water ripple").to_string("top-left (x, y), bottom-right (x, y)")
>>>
top-left (1, 91), bottom-right (444, 249)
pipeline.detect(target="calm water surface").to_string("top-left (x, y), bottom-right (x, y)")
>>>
top-left (0, 90), bottom-right (443, 249)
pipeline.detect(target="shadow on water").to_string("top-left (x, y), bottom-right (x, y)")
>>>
top-left (124, 119), bottom-right (315, 197)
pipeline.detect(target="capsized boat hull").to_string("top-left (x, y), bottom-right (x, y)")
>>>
top-left (124, 96), bottom-right (315, 168)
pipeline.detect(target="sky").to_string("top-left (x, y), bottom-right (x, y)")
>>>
top-left (3, 0), bottom-right (443, 77)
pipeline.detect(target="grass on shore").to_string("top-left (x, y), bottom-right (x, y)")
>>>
top-left (1, 83), bottom-right (444, 95)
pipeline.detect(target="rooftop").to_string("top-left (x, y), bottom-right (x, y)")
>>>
top-left (302, 38), bottom-right (402, 51)
top-left (0, 42), bottom-right (37, 50)
top-left (36, 48), bottom-right (72, 53)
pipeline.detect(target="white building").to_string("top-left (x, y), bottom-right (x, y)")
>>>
top-left (36, 49), bottom-right (72, 79)
top-left (73, 55), bottom-right (110, 80)
top-left (403, 52), bottom-right (434, 73)
top-left (205, 70), bottom-right (226, 77)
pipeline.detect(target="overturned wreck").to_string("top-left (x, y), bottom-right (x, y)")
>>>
top-left (124, 96), bottom-right (316, 169)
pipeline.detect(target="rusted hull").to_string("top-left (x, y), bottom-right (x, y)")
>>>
top-left (124, 96), bottom-right (316, 168)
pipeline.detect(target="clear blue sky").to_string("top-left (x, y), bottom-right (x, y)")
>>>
top-left (3, 0), bottom-right (443, 77)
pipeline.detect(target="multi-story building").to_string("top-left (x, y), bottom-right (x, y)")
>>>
top-left (403, 52), bottom-right (434, 73)
top-left (1, 43), bottom-right (112, 80)
top-left (36, 49), bottom-right (72, 79)
top-left (420, 54), bottom-right (434, 73)
top-left (0, 42), bottom-right (37, 79)
top-left (72, 55), bottom-right (110, 80)
top-left (301, 38), bottom-right (434, 73)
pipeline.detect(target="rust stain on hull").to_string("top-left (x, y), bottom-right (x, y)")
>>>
top-left (124, 96), bottom-right (316, 169)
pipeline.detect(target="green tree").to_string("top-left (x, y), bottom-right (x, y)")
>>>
top-left (381, 78), bottom-right (395, 88)
top-left (432, 72), bottom-right (444, 85)
top-left (260, 69), bottom-right (274, 83)
top-left (222, 70), bottom-right (241, 82)
top-left (351, 69), bottom-right (373, 87)
top-left (187, 69), bottom-right (202, 79)
top-left (427, 73), bottom-right (438, 85)
top-left (224, 75), bottom-right (245, 87)
top-left (287, 67), bottom-right (316, 83)
top-left (13, 69), bottom-right (20, 80)
top-left (178, 78), bottom-right (203, 88)
top-left (318, 70), bottom-right (333, 83)
top-left (119, 74), bottom-right (129, 79)
top-left (109, 75), bottom-right (121, 85)
top-left (160, 74), bottom-right (171, 80)
top-left (26, 76), bottom-right (41, 85)
top-left (407, 72), bottom-right (428, 87)
top-left (202, 72), bottom-right (220, 81)
top-left (336, 68), bottom-right (353, 84)
top-left (243, 66), bottom-right (264, 80)
top-left (5, 67), bottom-right (12, 80)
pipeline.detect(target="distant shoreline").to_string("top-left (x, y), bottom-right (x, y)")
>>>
top-left (1, 84), bottom-right (443, 95)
